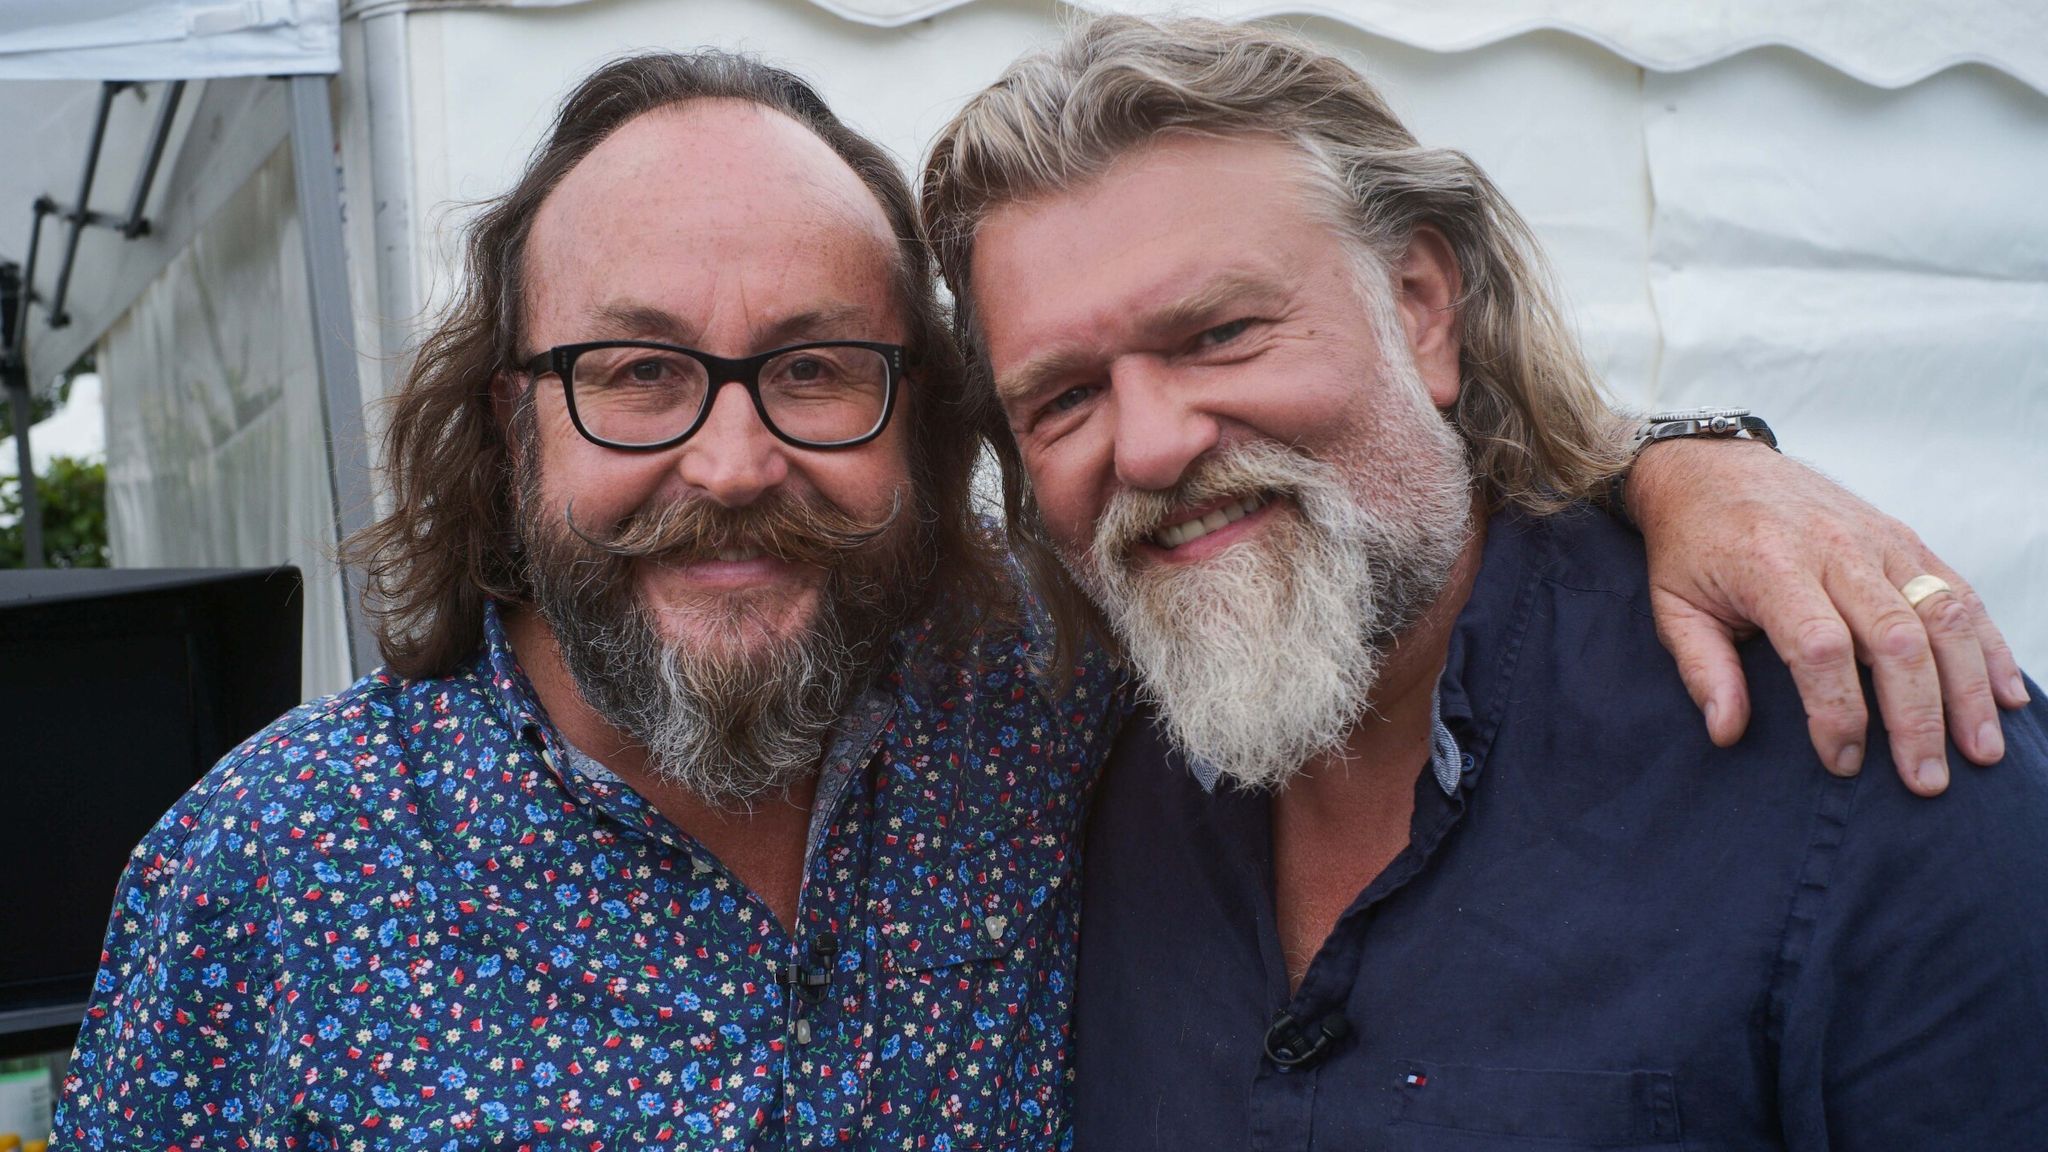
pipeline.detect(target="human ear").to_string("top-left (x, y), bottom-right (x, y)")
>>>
top-left (490, 370), bottom-right (525, 438)
top-left (1394, 225), bottom-right (1463, 410)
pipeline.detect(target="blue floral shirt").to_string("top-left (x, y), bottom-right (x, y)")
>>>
top-left (56, 602), bottom-right (1121, 1151)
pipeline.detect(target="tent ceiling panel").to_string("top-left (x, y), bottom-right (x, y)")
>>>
top-left (0, 79), bottom-right (204, 379)
top-left (9, 77), bottom-right (291, 386)
top-left (396, 0), bottom-right (2048, 95)
top-left (0, 0), bottom-right (339, 80)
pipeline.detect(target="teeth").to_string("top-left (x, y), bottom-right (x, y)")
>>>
top-left (713, 547), bottom-right (761, 562)
top-left (1150, 495), bottom-right (1267, 549)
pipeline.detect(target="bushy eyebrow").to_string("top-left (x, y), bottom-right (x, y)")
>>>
top-left (992, 270), bottom-right (1289, 410)
top-left (586, 301), bottom-right (883, 351)
top-left (591, 302), bottom-right (697, 345)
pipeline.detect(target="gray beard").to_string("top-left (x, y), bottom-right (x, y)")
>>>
top-left (1070, 420), bottom-right (1473, 792)
top-left (514, 426), bottom-right (910, 810)
top-left (532, 577), bottom-right (869, 810)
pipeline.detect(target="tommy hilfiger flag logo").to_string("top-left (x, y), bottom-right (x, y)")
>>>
top-left (1404, 1073), bottom-right (1428, 1087)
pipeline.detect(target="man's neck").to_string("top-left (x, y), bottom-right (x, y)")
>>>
top-left (1271, 509), bottom-right (1487, 991)
top-left (501, 604), bottom-right (820, 933)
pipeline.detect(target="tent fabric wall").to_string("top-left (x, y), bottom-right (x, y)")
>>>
top-left (350, 0), bottom-right (2047, 671)
top-left (1644, 52), bottom-right (2048, 667)
top-left (101, 145), bottom-right (352, 694)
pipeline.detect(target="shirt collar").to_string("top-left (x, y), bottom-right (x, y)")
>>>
top-left (1184, 688), bottom-right (1467, 797)
top-left (480, 599), bottom-right (556, 742)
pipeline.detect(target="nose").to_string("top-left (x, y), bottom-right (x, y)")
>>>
top-left (1109, 358), bottom-right (1220, 493)
top-left (673, 379), bottom-right (790, 507)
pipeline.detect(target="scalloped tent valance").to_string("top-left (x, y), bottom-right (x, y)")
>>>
top-left (825, 0), bottom-right (2048, 93)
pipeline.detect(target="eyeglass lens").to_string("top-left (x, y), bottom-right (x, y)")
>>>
top-left (570, 345), bottom-right (890, 446)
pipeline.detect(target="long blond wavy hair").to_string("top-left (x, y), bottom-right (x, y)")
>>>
top-left (919, 14), bottom-right (1632, 661)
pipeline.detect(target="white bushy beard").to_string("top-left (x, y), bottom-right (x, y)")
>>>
top-left (1063, 353), bottom-right (1474, 792)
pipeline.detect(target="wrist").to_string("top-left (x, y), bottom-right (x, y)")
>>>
top-left (1625, 435), bottom-right (1778, 531)
top-left (1605, 409), bottom-right (1781, 531)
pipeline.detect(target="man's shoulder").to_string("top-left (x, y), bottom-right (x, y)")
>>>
top-left (1502, 504), bottom-right (2048, 890)
top-left (1502, 502), bottom-right (1654, 606)
top-left (164, 657), bottom-right (520, 843)
top-left (1833, 682), bottom-right (2048, 857)
top-left (881, 576), bottom-right (1128, 839)
top-left (891, 576), bottom-right (1122, 717)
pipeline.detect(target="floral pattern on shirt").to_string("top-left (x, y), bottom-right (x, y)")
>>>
top-left (56, 601), bottom-right (1121, 1151)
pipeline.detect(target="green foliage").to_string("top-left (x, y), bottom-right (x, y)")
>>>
top-left (0, 379), bottom-right (62, 442)
top-left (1, 455), bottom-right (109, 568)
top-left (0, 351), bottom-right (92, 440)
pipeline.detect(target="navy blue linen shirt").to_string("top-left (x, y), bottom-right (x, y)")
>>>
top-left (59, 601), bottom-right (1121, 1151)
top-left (1074, 507), bottom-right (2048, 1151)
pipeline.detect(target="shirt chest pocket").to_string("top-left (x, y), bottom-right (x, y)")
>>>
top-left (1385, 1061), bottom-right (1684, 1151)
top-left (866, 837), bottom-right (1072, 1150)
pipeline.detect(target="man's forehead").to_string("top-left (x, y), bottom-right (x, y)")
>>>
top-left (536, 101), bottom-right (897, 272)
top-left (973, 136), bottom-right (1336, 381)
top-left (546, 99), bottom-right (890, 235)
top-left (525, 99), bottom-right (903, 342)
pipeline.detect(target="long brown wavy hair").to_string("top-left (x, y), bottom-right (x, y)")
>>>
top-left (347, 51), bottom-right (1009, 679)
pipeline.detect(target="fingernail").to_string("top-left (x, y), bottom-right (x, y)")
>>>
top-left (1832, 743), bottom-right (1863, 777)
top-left (1704, 699), bottom-right (1721, 735)
top-left (2010, 674), bottom-right (2031, 705)
top-left (1977, 720), bottom-right (2004, 761)
top-left (1917, 758), bottom-right (1949, 793)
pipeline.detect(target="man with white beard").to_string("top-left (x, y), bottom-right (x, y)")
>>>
top-left (922, 15), bottom-right (2048, 1149)
top-left (54, 32), bottom-right (2029, 1152)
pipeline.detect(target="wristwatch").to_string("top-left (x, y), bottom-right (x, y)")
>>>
top-left (1603, 407), bottom-right (1780, 528)
top-left (1633, 407), bottom-right (1779, 452)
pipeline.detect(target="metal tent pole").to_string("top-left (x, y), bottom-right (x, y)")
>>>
top-left (1, 261), bottom-right (41, 569)
top-left (48, 83), bottom-right (124, 330)
top-left (4, 364), bottom-right (39, 569)
top-left (120, 80), bottom-right (187, 239)
top-left (287, 74), bottom-right (379, 677)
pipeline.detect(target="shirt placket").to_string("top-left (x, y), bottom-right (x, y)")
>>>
top-left (1247, 767), bottom-right (1473, 1152)
top-left (778, 692), bottom-right (895, 1147)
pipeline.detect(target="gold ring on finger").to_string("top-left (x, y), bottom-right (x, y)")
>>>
top-left (1900, 574), bottom-right (1953, 610)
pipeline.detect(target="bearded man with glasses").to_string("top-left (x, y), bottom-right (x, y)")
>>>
top-left (56, 43), bottom-right (2025, 1152)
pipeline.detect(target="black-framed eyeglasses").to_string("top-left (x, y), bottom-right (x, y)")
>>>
top-left (521, 340), bottom-right (903, 451)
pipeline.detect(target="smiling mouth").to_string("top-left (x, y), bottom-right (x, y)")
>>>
top-left (1149, 494), bottom-right (1271, 549)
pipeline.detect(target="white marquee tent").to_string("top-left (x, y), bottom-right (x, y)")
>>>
top-left (3, 0), bottom-right (2044, 695)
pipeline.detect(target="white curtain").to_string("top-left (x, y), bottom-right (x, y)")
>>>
top-left (101, 144), bottom-right (352, 695)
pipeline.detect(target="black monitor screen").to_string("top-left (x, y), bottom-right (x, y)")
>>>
top-left (0, 568), bottom-right (302, 1024)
